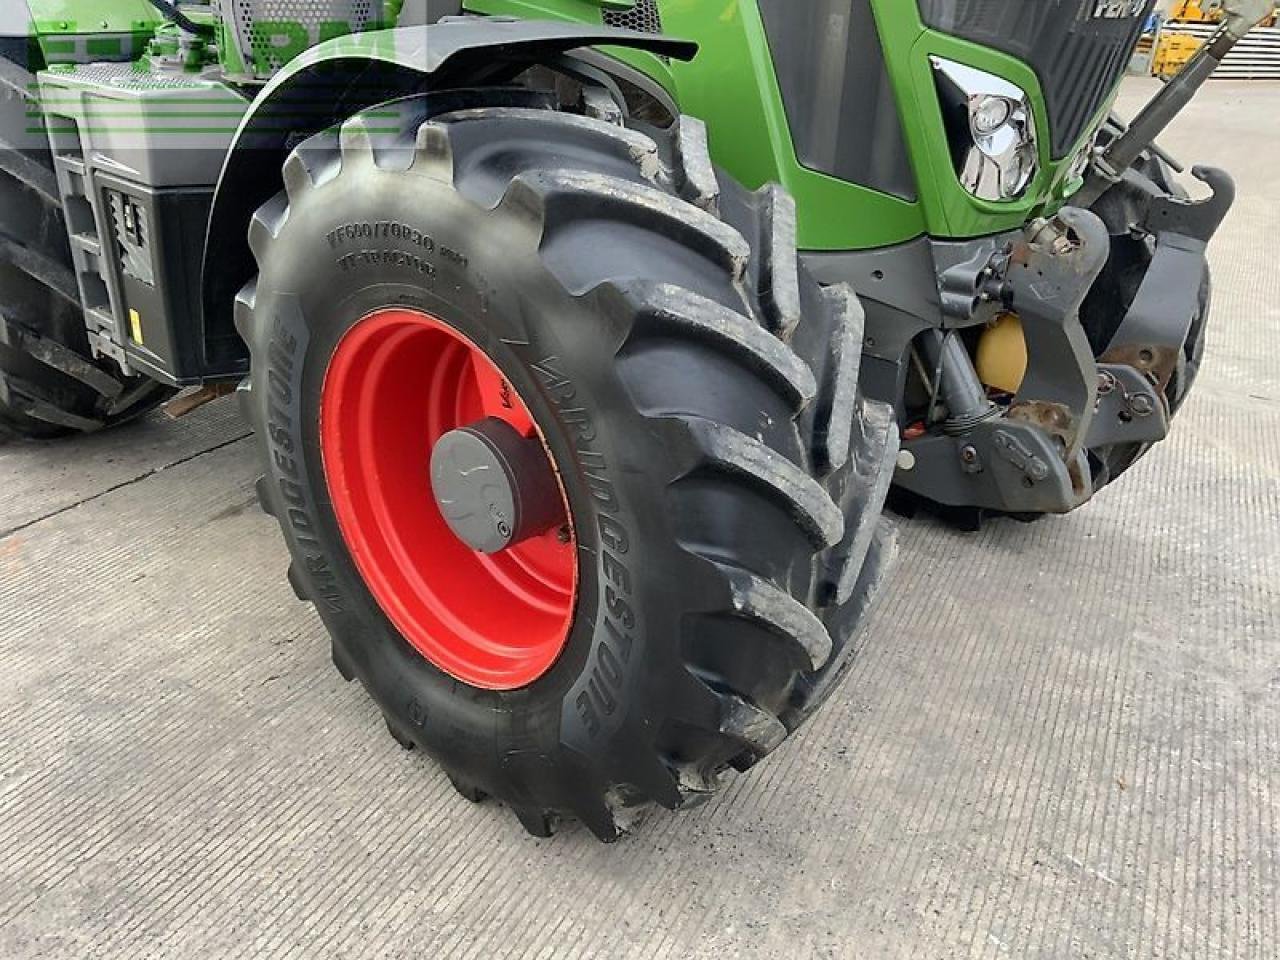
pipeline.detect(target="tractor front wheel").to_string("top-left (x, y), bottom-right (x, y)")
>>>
top-left (239, 96), bottom-right (897, 839)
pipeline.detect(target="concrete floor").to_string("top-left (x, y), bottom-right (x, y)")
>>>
top-left (1, 80), bottom-right (1277, 959)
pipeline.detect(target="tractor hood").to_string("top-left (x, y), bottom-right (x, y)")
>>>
top-left (597, 0), bottom-right (1159, 248)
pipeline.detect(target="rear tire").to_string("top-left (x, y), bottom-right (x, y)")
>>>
top-left (240, 95), bottom-right (898, 839)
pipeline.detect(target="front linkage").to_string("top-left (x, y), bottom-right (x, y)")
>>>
top-left (864, 0), bottom-right (1267, 520)
top-left (885, 162), bottom-right (1233, 517)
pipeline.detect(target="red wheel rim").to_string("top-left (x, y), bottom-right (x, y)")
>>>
top-left (320, 308), bottom-right (578, 690)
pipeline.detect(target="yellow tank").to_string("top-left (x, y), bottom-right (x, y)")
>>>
top-left (976, 313), bottom-right (1028, 395)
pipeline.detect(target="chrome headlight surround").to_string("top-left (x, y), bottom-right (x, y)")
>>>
top-left (930, 57), bottom-right (1039, 202)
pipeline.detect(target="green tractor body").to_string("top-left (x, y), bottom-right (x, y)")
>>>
top-left (7, 0), bottom-right (1233, 514)
top-left (474, 0), bottom-right (1124, 251)
top-left (0, 1), bottom-right (1240, 836)
top-left (14, 1), bottom-right (1156, 248)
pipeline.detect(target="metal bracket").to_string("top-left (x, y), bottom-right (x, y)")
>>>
top-left (1147, 165), bottom-right (1236, 244)
top-left (1005, 207), bottom-right (1111, 458)
top-left (1087, 363), bottom-right (1169, 450)
top-left (897, 417), bottom-right (1092, 515)
top-left (1101, 229), bottom-right (1211, 392)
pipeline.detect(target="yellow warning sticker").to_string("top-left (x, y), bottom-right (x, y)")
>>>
top-left (129, 309), bottom-right (143, 345)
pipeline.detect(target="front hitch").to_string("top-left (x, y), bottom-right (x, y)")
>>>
top-left (1091, 162), bottom-right (1234, 399)
top-left (894, 177), bottom-right (1223, 517)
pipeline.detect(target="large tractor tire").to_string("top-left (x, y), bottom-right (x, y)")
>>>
top-left (239, 94), bottom-right (898, 839)
top-left (0, 72), bottom-right (169, 441)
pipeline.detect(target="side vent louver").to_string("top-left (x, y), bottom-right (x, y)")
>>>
top-left (603, 0), bottom-right (663, 34)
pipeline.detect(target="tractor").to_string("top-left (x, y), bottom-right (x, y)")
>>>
top-left (0, 0), bottom-right (1255, 839)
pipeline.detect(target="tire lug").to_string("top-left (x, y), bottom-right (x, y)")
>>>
top-left (513, 807), bottom-right (556, 839)
top-left (330, 643), bottom-right (356, 683)
top-left (447, 774), bottom-right (488, 804)
top-left (383, 716), bottom-right (416, 751)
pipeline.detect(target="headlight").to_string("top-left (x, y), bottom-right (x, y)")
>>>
top-left (931, 57), bottom-right (1039, 202)
top-left (971, 96), bottom-right (1012, 135)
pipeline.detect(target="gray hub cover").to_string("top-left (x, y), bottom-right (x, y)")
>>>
top-left (430, 418), bottom-right (562, 554)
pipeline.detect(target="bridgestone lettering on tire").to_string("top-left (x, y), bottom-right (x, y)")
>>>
top-left (239, 92), bottom-right (898, 840)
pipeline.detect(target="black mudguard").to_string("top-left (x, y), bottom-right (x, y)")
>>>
top-left (201, 18), bottom-right (696, 364)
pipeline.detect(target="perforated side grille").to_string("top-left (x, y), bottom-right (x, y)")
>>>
top-left (602, 0), bottom-right (663, 34)
top-left (215, 0), bottom-right (382, 77)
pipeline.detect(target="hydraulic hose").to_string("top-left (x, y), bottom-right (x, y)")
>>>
top-left (144, 0), bottom-right (217, 39)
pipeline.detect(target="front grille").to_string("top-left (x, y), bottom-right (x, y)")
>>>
top-left (918, 0), bottom-right (1154, 158)
top-left (602, 0), bottom-right (663, 34)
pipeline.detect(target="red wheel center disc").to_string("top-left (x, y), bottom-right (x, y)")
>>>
top-left (320, 308), bottom-right (578, 690)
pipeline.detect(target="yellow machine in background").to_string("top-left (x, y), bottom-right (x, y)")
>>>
top-left (1171, 0), bottom-right (1276, 21)
top-left (1171, 0), bottom-right (1226, 21)
top-left (1155, 1), bottom-right (1279, 77)
top-left (1154, 32), bottom-right (1207, 75)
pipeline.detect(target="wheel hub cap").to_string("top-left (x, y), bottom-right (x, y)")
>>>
top-left (431, 418), bottom-right (565, 555)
